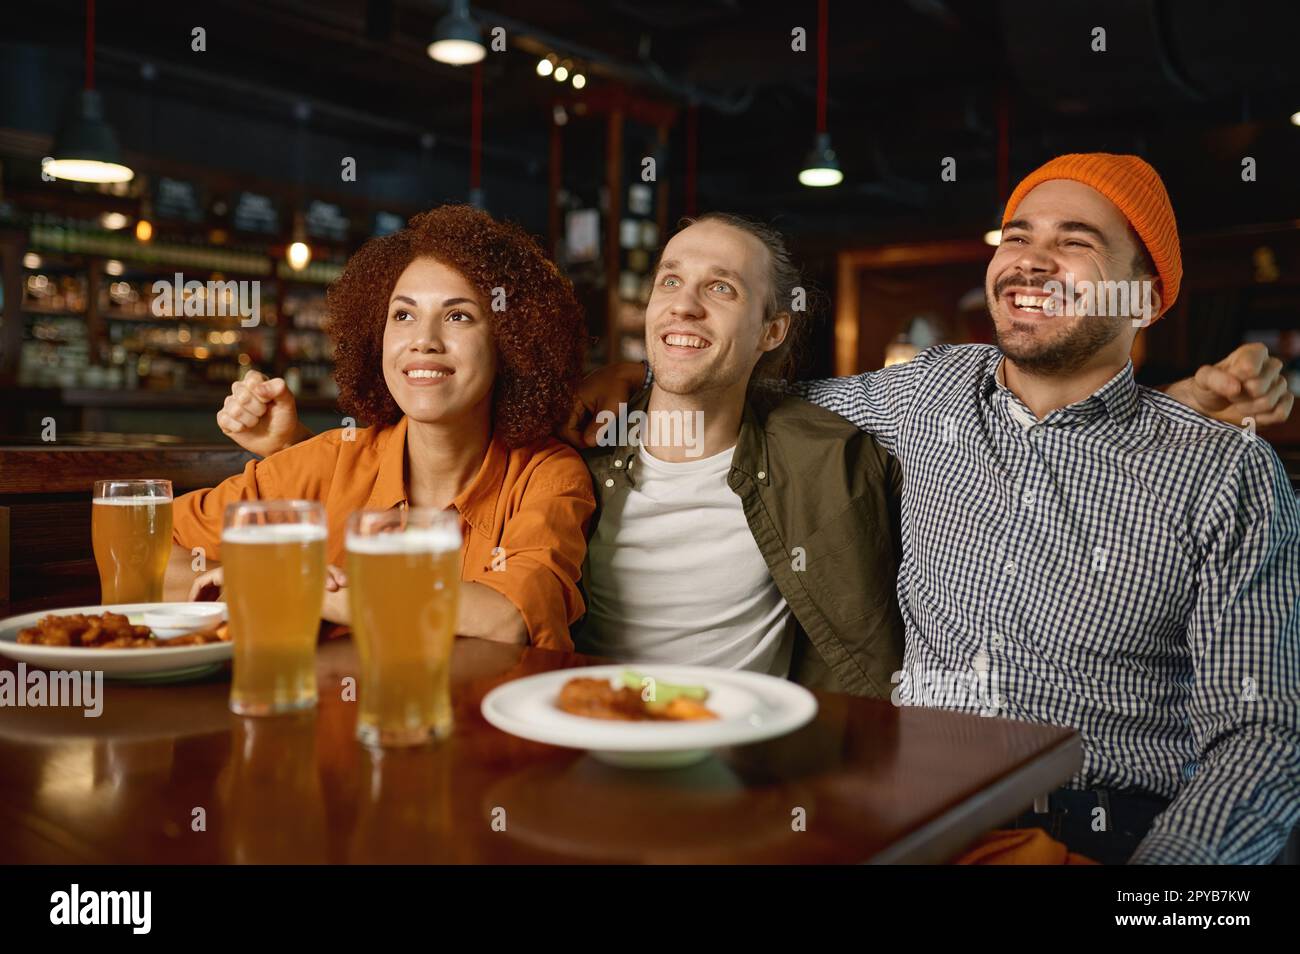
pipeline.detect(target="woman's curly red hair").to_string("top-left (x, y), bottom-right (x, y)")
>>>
top-left (325, 204), bottom-right (585, 447)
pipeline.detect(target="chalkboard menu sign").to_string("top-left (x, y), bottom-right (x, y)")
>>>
top-left (233, 191), bottom-right (280, 234)
top-left (306, 200), bottom-right (350, 242)
top-left (155, 177), bottom-right (204, 222)
top-left (373, 211), bottom-right (405, 237)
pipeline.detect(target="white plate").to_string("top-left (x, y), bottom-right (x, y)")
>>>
top-left (480, 664), bottom-right (818, 768)
top-left (0, 603), bottom-right (231, 681)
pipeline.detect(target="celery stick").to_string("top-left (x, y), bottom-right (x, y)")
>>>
top-left (620, 670), bottom-right (709, 703)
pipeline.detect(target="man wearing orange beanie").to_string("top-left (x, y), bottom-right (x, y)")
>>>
top-left (791, 152), bottom-right (1299, 864)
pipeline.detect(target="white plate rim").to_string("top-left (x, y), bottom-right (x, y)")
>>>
top-left (480, 664), bottom-right (818, 753)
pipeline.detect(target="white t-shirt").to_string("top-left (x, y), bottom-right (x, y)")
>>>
top-left (580, 443), bottom-right (795, 676)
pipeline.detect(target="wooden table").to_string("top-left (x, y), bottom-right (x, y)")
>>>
top-left (0, 637), bottom-right (1081, 864)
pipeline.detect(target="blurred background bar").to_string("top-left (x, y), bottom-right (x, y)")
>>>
top-left (0, 0), bottom-right (1296, 474)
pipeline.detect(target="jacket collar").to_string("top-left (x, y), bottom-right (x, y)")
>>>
top-left (589, 386), bottom-right (770, 487)
top-left (731, 391), bottom-right (772, 485)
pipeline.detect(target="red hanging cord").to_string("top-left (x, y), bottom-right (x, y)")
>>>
top-left (996, 84), bottom-right (1010, 205)
top-left (685, 102), bottom-right (698, 217)
top-left (470, 60), bottom-right (483, 192)
top-left (816, 0), bottom-right (828, 134)
top-left (84, 0), bottom-right (95, 90)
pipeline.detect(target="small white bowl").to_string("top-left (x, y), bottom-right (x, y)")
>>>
top-left (142, 603), bottom-right (227, 639)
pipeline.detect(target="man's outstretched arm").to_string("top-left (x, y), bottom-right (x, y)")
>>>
top-left (794, 342), bottom-right (1292, 438)
top-left (222, 344), bottom-right (1293, 458)
top-left (1163, 343), bottom-right (1294, 427)
top-left (559, 345), bottom-right (954, 454)
top-left (1130, 443), bottom-right (1300, 864)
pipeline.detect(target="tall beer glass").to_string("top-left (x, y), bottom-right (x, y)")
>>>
top-left (346, 508), bottom-right (461, 746)
top-left (92, 479), bottom-right (173, 603)
top-left (223, 500), bottom-right (327, 716)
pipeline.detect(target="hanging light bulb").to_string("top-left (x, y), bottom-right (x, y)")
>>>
top-left (536, 56), bottom-right (554, 77)
top-left (798, 133), bottom-right (843, 187)
top-left (44, 92), bottom-right (134, 183)
top-left (554, 65), bottom-right (569, 82)
top-left (572, 72), bottom-right (586, 90)
top-left (287, 212), bottom-right (311, 271)
top-left (798, 1), bottom-right (841, 188)
top-left (982, 204), bottom-right (1006, 246)
top-left (47, 2), bottom-right (134, 183)
top-left (287, 242), bottom-right (311, 270)
top-left (287, 241), bottom-right (311, 271)
top-left (427, 0), bottom-right (485, 65)
top-left (1291, 110), bottom-right (1300, 126)
top-left (135, 195), bottom-right (154, 242)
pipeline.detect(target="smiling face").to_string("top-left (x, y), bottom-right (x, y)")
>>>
top-left (645, 220), bottom-right (788, 396)
top-left (380, 256), bottom-right (496, 425)
top-left (986, 179), bottom-right (1157, 374)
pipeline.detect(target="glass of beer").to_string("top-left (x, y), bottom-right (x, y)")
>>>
top-left (92, 479), bottom-right (174, 604)
top-left (346, 508), bottom-right (462, 747)
top-left (222, 500), bottom-right (327, 716)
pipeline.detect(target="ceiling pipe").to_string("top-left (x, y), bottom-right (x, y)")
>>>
top-left (91, 44), bottom-right (538, 168)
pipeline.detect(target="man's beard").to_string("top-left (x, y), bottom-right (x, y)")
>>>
top-left (988, 291), bottom-right (1124, 375)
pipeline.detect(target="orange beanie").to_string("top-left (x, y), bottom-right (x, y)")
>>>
top-left (1001, 153), bottom-right (1182, 317)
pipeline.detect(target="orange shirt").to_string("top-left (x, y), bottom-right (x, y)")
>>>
top-left (172, 417), bottom-right (595, 651)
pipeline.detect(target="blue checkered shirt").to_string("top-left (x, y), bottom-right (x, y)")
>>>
top-left (794, 344), bottom-right (1300, 864)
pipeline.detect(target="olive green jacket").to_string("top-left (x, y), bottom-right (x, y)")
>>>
top-left (575, 387), bottom-right (905, 698)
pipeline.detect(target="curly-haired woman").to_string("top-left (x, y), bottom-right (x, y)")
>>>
top-left (163, 205), bottom-right (594, 650)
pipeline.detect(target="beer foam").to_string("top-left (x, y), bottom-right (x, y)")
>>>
top-left (93, 495), bottom-right (172, 504)
top-left (222, 523), bottom-right (328, 544)
top-left (346, 528), bottom-right (460, 554)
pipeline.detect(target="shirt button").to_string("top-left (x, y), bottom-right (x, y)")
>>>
top-left (1003, 560), bottom-right (1017, 577)
top-left (1021, 491), bottom-right (1035, 507)
top-left (990, 633), bottom-right (1005, 649)
top-left (613, 459), bottom-right (624, 468)
top-left (604, 478), bottom-right (614, 488)
top-left (756, 471), bottom-right (766, 480)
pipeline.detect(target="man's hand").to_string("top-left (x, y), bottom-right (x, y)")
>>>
top-left (1167, 343), bottom-right (1294, 427)
top-left (217, 370), bottom-right (310, 457)
top-left (558, 361), bottom-right (647, 448)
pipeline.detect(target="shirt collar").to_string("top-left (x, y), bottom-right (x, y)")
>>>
top-left (365, 415), bottom-right (410, 511)
top-left (364, 414), bottom-right (504, 535)
top-left (984, 351), bottom-right (1139, 428)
